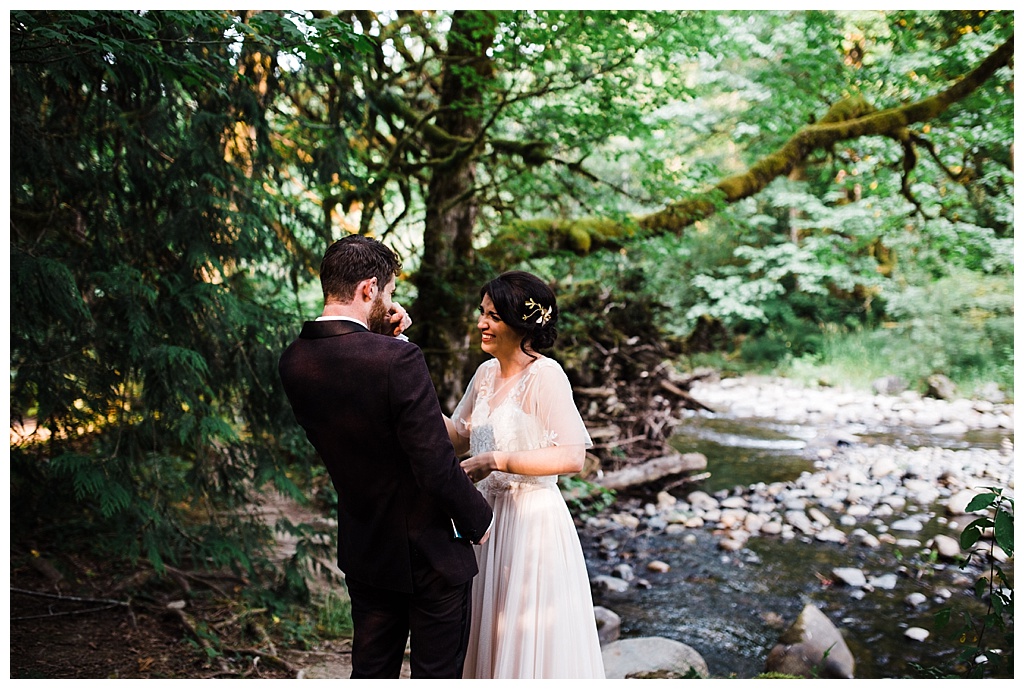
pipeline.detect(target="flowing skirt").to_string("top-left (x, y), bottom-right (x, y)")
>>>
top-left (462, 475), bottom-right (605, 679)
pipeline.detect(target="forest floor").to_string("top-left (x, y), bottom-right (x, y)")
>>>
top-left (8, 492), bottom-right (401, 680)
top-left (8, 542), bottom-right (354, 680)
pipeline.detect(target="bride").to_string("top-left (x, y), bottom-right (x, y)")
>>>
top-left (446, 270), bottom-right (605, 679)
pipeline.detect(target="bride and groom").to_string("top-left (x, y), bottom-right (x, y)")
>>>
top-left (278, 235), bottom-right (605, 679)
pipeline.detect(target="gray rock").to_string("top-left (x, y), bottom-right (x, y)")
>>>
top-left (905, 627), bottom-right (930, 642)
top-left (592, 574), bottom-right (630, 593)
top-left (832, 567), bottom-right (867, 588)
top-left (931, 534), bottom-right (961, 560)
top-left (815, 527), bottom-right (848, 544)
top-left (905, 592), bottom-right (928, 608)
top-left (765, 604), bottom-right (855, 679)
top-left (612, 564), bottom-right (635, 581)
top-left (946, 489), bottom-right (985, 515)
top-left (601, 636), bottom-right (708, 679)
top-left (687, 490), bottom-right (719, 511)
top-left (873, 375), bottom-right (907, 395)
top-left (593, 606), bottom-right (621, 646)
top-left (868, 573), bottom-right (898, 590)
top-left (926, 374), bottom-right (957, 400)
top-left (978, 382), bottom-right (1006, 404)
top-left (891, 517), bottom-right (924, 532)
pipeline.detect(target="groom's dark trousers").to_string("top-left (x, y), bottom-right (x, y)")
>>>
top-left (279, 319), bottom-right (492, 679)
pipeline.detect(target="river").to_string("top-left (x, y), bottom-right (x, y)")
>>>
top-left (580, 378), bottom-right (1014, 679)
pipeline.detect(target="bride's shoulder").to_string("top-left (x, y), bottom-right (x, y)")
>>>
top-left (530, 356), bottom-right (569, 380)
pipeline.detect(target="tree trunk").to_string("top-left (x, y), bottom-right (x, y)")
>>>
top-left (412, 10), bottom-right (497, 411)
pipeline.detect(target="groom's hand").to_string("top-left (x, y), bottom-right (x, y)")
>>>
top-left (388, 302), bottom-right (413, 338)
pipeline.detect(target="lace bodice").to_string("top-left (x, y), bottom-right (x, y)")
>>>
top-left (452, 357), bottom-right (592, 491)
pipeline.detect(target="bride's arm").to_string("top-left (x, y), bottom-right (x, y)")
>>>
top-left (460, 444), bottom-right (585, 483)
top-left (444, 414), bottom-right (470, 456)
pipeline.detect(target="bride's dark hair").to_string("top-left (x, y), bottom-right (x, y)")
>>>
top-left (481, 271), bottom-right (558, 359)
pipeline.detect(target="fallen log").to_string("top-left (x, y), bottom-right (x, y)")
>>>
top-left (659, 379), bottom-right (716, 413)
top-left (594, 452), bottom-right (708, 491)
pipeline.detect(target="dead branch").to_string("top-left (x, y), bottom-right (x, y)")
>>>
top-left (660, 379), bottom-right (716, 413)
top-left (10, 587), bottom-right (132, 622)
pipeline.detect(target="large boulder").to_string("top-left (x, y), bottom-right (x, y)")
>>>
top-left (601, 636), bottom-right (709, 679)
top-left (765, 604), bottom-right (855, 679)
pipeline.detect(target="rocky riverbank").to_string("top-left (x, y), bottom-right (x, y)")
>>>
top-left (581, 374), bottom-right (1014, 678)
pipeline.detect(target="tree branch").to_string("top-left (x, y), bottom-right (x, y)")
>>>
top-left (482, 34), bottom-right (1013, 263)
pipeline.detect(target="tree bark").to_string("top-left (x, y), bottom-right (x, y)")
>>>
top-left (411, 10), bottom-right (498, 410)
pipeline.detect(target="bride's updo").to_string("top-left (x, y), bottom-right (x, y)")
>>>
top-left (481, 271), bottom-right (558, 357)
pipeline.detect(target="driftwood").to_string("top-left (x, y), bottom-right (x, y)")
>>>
top-left (659, 379), bottom-right (715, 413)
top-left (594, 452), bottom-right (708, 491)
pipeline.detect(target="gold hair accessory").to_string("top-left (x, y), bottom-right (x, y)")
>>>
top-left (523, 298), bottom-right (552, 326)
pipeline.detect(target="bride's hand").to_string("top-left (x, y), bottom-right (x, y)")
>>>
top-left (461, 452), bottom-right (500, 483)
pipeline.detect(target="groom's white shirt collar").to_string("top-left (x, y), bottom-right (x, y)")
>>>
top-left (316, 315), bottom-right (367, 328)
top-left (316, 315), bottom-right (409, 341)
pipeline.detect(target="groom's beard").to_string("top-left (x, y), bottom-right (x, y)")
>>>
top-left (367, 294), bottom-right (392, 335)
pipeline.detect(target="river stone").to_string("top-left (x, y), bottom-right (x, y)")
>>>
top-left (807, 507), bottom-right (831, 526)
top-left (765, 604), bottom-right (855, 679)
top-left (905, 592), bottom-right (928, 608)
top-left (612, 512), bottom-right (641, 529)
top-left (905, 627), bottom-right (930, 642)
top-left (890, 517), bottom-right (924, 532)
top-left (601, 637), bottom-right (709, 679)
top-left (832, 567), bottom-right (867, 588)
top-left (613, 564), bottom-right (635, 581)
top-left (815, 526), bottom-right (848, 544)
top-left (868, 573), bottom-right (898, 590)
top-left (926, 374), bottom-right (957, 400)
top-left (592, 574), bottom-right (630, 593)
top-left (873, 375), bottom-right (907, 395)
top-left (933, 421), bottom-right (969, 435)
top-left (933, 532), bottom-right (962, 556)
top-left (946, 489), bottom-right (985, 515)
top-left (647, 560), bottom-right (670, 573)
top-left (593, 606), bottom-right (621, 646)
top-left (687, 490), bottom-right (719, 511)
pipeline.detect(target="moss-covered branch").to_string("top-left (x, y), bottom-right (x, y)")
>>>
top-left (482, 34), bottom-right (1013, 263)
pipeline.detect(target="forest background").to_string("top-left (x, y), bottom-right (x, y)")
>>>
top-left (6, 8), bottom-right (1014, 678)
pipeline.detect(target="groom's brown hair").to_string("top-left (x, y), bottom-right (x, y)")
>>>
top-left (320, 234), bottom-right (401, 304)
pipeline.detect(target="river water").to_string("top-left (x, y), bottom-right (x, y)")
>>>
top-left (581, 413), bottom-right (1014, 679)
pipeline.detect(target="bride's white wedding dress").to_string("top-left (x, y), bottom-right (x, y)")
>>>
top-left (452, 357), bottom-right (605, 679)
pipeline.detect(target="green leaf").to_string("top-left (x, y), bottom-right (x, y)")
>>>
top-left (959, 516), bottom-right (990, 549)
top-left (993, 507), bottom-right (1013, 556)
top-left (965, 492), bottom-right (998, 513)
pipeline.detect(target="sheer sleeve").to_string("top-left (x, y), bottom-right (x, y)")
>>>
top-left (524, 359), bottom-right (592, 448)
top-left (450, 368), bottom-right (480, 439)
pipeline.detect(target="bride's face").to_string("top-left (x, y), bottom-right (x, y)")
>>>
top-left (477, 293), bottom-right (524, 359)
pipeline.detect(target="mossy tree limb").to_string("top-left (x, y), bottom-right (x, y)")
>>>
top-left (483, 34), bottom-right (1013, 263)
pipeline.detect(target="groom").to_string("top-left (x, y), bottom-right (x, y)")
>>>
top-left (278, 235), bottom-right (493, 679)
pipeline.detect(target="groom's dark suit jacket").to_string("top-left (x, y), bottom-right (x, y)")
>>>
top-left (279, 319), bottom-right (492, 594)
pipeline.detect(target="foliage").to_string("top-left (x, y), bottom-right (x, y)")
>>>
top-left (930, 488), bottom-right (1014, 678)
top-left (788, 267), bottom-right (1013, 396)
top-left (559, 476), bottom-right (616, 519)
top-left (8, 9), bottom-right (351, 589)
